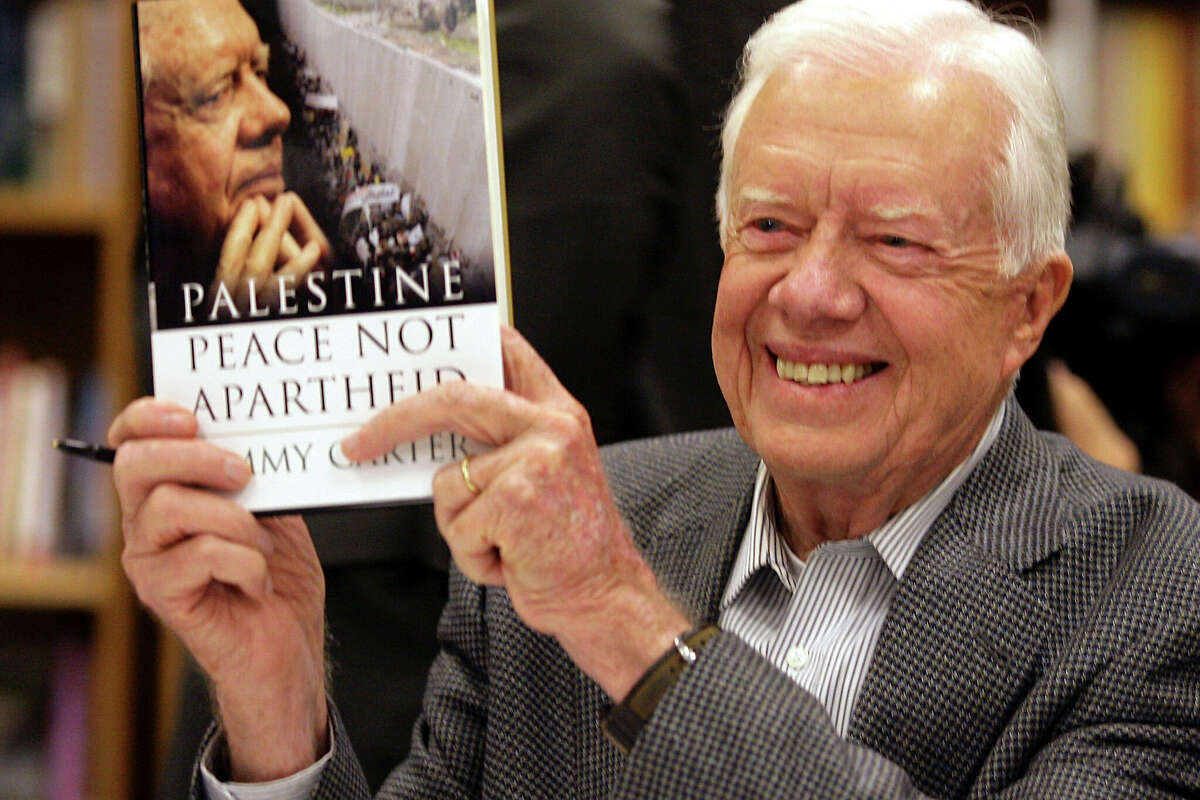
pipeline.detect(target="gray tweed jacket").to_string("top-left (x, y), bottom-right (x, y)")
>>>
top-left (196, 398), bottom-right (1200, 798)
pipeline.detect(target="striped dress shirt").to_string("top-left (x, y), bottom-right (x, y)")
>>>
top-left (719, 404), bottom-right (1005, 736)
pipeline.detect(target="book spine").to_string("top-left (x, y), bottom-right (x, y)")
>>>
top-left (12, 360), bottom-right (68, 561)
top-left (0, 351), bottom-right (30, 557)
top-left (45, 635), bottom-right (90, 800)
top-left (62, 367), bottom-right (116, 557)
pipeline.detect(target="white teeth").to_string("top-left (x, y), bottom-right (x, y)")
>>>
top-left (775, 356), bottom-right (876, 386)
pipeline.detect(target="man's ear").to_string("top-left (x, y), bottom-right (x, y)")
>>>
top-left (1002, 251), bottom-right (1073, 375)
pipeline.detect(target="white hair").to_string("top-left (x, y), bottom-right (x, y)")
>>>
top-left (716, 0), bottom-right (1069, 277)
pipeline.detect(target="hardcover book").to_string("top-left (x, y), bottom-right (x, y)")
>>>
top-left (133, 0), bottom-right (509, 513)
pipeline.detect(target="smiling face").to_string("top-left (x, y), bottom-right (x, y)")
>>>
top-left (141, 0), bottom-right (290, 250)
top-left (713, 65), bottom-right (1065, 527)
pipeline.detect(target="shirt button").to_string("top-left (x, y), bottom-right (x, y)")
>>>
top-left (785, 645), bottom-right (810, 670)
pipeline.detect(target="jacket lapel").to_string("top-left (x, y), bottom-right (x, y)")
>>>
top-left (642, 433), bottom-right (760, 624)
top-left (848, 399), bottom-right (1061, 798)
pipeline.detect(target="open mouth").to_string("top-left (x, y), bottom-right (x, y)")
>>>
top-left (772, 352), bottom-right (888, 386)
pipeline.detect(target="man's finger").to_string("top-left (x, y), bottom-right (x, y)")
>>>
top-left (127, 482), bottom-right (266, 557)
top-left (113, 438), bottom-right (252, 515)
top-left (500, 327), bottom-right (582, 415)
top-left (341, 381), bottom-right (543, 462)
top-left (244, 194), bottom-right (296, 284)
top-left (279, 230), bottom-right (302, 263)
top-left (344, 332), bottom-right (593, 464)
top-left (254, 194), bottom-right (273, 224)
top-left (215, 200), bottom-right (262, 287)
top-left (276, 240), bottom-right (321, 284)
top-left (125, 533), bottom-right (271, 611)
top-left (431, 445), bottom-right (503, 527)
top-left (428, 472), bottom-right (505, 587)
top-left (107, 397), bottom-right (197, 447)
top-left (436, 503), bottom-right (505, 587)
top-left (285, 192), bottom-right (333, 263)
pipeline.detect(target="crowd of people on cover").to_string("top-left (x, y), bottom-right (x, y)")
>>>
top-left (279, 40), bottom-right (470, 293)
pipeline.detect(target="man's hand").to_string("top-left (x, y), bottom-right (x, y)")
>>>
top-left (342, 327), bottom-right (693, 700)
top-left (108, 399), bottom-right (328, 782)
top-left (214, 192), bottom-right (333, 310)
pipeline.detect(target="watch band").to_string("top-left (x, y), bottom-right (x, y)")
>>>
top-left (600, 624), bottom-right (720, 754)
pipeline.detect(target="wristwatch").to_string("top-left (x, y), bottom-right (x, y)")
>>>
top-left (600, 624), bottom-right (720, 754)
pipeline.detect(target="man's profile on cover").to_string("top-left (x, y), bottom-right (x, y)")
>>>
top-left (138, 0), bottom-right (332, 326)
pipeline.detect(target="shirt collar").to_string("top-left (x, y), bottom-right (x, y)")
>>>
top-left (721, 402), bottom-right (1007, 610)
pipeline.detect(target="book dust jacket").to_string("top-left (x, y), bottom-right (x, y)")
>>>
top-left (133, 0), bottom-right (510, 513)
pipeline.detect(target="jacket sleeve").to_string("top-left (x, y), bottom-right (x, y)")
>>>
top-left (372, 568), bottom-right (490, 799)
top-left (610, 632), bottom-right (936, 799)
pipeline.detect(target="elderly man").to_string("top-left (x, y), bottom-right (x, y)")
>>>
top-left (138, 0), bottom-right (331, 325)
top-left (112, 0), bottom-right (1200, 797)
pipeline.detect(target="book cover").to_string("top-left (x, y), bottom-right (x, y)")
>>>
top-left (132, 0), bottom-right (510, 513)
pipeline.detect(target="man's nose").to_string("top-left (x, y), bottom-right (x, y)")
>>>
top-left (238, 69), bottom-right (291, 146)
top-left (767, 228), bottom-right (867, 328)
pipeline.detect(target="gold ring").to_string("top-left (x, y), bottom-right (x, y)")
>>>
top-left (460, 456), bottom-right (481, 495)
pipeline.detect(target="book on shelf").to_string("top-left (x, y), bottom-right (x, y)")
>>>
top-left (0, 638), bottom-right (48, 800)
top-left (60, 366), bottom-right (116, 558)
top-left (0, 627), bottom-right (90, 800)
top-left (0, 0), bottom-right (125, 191)
top-left (132, 0), bottom-right (510, 514)
top-left (44, 636), bottom-right (88, 800)
top-left (0, 2), bottom-right (31, 182)
top-left (9, 357), bottom-right (68, 560)
top-left (0, 350), bottom-right (68, 560)
top-left (0, 348), bottom-right (114, 560)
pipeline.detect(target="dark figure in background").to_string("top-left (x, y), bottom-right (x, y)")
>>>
top-left (499, 0), bottom-right (734, 442)
top-left (663, 0), bottom-right (796, 353)
top-left (1017, 153), bottom-right (1200, 486)
top-left (1044, 245), bottom-right (1200, 492)
top-left (158, 0), bottom-right (732, 794)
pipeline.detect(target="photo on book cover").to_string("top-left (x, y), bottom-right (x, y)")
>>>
top-left (133, 0), bottom-right (510, 513)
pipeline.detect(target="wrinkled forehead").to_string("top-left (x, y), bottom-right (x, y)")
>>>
top-left (766, 60), bottom-right (1002, 152)
top-left (737, 62), bottom-right (1006, 196)
top-left (141, 0), bottom-right (263, 87)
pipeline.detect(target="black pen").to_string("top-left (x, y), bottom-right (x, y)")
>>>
top-left (52, 438), bottom-right (116, 464)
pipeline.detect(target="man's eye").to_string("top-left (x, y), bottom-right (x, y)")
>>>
top-left (195, 82), bottom-right (231, 109)
top-left (879, 234), bottom-right (912, 248)
top-left (752, 218), bottom-right (785, 233)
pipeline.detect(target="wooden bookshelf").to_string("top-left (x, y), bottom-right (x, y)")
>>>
top-left (0, 188), bottom-right (122, 234)
top-left (0, 560), bottom-right (120, 610)
top-left (0, 0), bottom-right (140, 798)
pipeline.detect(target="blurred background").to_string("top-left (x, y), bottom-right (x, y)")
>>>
top-left (0, 0), bottom-right (1198, 797)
